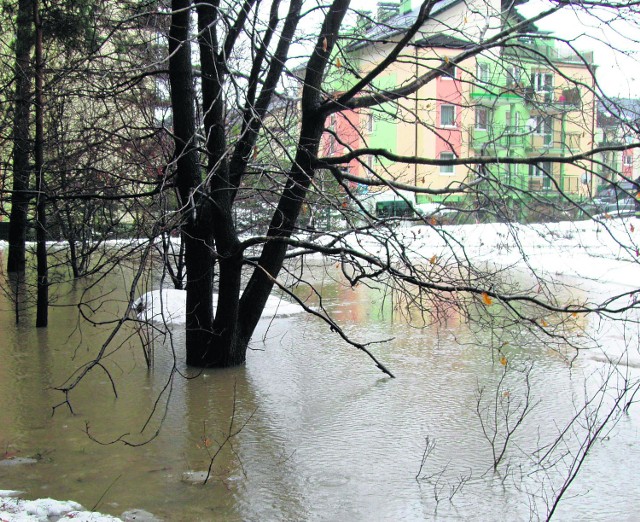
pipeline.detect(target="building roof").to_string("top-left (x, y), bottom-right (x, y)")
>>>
top-left (598, 98), bottom-right (640, 127)
top-left (348, 0), bottom-right (538, 52)
top-left (347, 0), bottom-right (464, 51)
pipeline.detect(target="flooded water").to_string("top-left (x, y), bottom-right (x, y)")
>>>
top-left (0, 255), bottom-right (639, 521)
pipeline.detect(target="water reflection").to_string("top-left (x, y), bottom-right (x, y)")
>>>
top-left (0, 261), bottom-right (638, 520)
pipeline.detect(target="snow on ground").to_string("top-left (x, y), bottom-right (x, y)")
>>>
top-left (0, 490), bottom-right (121, 521)
top-left (132, 289), bottom-right (305, 325)
top-left (0, 490), bottom-right (160, 521)
top-left (341, 217), bottom-right (640, 291)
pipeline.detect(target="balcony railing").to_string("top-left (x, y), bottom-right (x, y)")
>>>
top-left (503, 39), bottom-right (594, 65)
top-left (470, 125), bottom-right (534, 150)
top-left (472, 84), bottom-right (582, 109)
top-left (470, 126), bottom-right (563, 153)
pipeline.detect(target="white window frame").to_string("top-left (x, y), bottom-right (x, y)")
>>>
top-left (529, 161), bottom-right (553, 188)
top-left (624, 154), bottom-right (633, 166)
top-left (534, 115), bottom-right (553, 145)
top-left (440, 104), bottom-right (456, 128)
top-left (532, 71), bottom-right (553, 93)
top-left (365, 112), bottom-right (374, 133)
top-left (440, 152), bottom-right (455, 175)
top-left (477, 62), bottom-right (490, 83)
top-left (365, 154), bottom-right (375, 170)
top-left (442, 65), bottom-right (457, 80)
top-left (505, 66), bottom-right (521, 87)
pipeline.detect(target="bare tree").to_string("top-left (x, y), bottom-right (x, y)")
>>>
top-left (2, 1), bottom-right (640, 514)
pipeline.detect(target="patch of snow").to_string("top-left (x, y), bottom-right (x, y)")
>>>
top-left (0, 494), bottom-right (163, 521)
top-left (181, 471), bottom-right (209, 484)
top-left (121, 509), bottom-right (161, 521)
top-left (0, 490), bottom-right (24, 497)
top-left (132, 289), bottom-right (304, 325)
top-left (0, 457), bottom-right (38, 467)
top-left (0, 495), bottom-right (121, 521)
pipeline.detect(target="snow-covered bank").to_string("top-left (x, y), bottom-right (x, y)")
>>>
top-left (0, 490), bottom-right (158, 521)
top-left (341, 217), bottom-right (640, 290)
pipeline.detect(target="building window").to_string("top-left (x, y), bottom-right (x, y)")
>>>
top-left (441, 104), bottom-right (456, 127)
top-left (475, 106), bottom-right (489, 130)
top-left (529, 162), bottom-right (553, 189)
top-left (440, 152), bottom-right (455, 175)
top-left (533, 115), bottom-right (553, 145)
top-left (532, 72), bottom-right (553, 93)
top-left (365, 155), bottom-right (375, 170)
top-left (505, 66), bottom-right (522, 87)
top-left (506, 110), bottom-right (521, 132)
top-left (477, 62), bottom-right (490, 83)
top-left (365, 112), bottom-right (374, 133)
top-left (441, 64), bottom-right (457, 80)
top-left (328, 136), bottom-right (335, 156)
top-left (624, 154), bottom-right (633, 166)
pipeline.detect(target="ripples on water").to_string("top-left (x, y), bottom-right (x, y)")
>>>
top-left (0, 264), bottom-right (638, 521)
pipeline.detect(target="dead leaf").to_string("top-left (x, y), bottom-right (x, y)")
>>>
top-left (429, 254), bottom-right (437, 265)
top-left (500, 355), bottom-right (507, 366)
top-left (540, 319), bottom-right (548, 327)
top-left (336, 57), bottom-right (342, 68)
top-left (482, 292), bottom-right (493, 306)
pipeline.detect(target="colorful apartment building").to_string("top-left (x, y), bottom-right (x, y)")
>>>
top-left (322, 0), bottom-right (598, 215)
top-left (596, 98), bottom-right (640, 191)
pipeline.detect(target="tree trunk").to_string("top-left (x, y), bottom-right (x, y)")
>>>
top-left (7, 0), bottom-right (34, 274)
top-left (167, 0), bottom-right (346, 368)
top-left (169, 0), bottom-right (217, 366)
top-left (34, 0), bottom-right (48, 328)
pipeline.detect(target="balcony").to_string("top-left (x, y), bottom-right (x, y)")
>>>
top-left (503, 39), bottom-right (595, 66)
top-left (469, 125), bottom-right (532, 151)
top-left (471, 83), bottom-right (582, 110)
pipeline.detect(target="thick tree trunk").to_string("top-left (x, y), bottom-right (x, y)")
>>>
top-left (169, 0), bottom-right (217, 366)
top-left (7, 0), bottom-right (34, 274)
top-left (34, 0), bottom-right (47, 328)
top-left (167, 0), bottom-right (347, 368)
top-left (183, 230), bottom-right (217, 366)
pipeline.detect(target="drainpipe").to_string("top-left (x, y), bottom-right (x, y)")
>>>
top-left (559, 110), bottom-right (566, 194)
top-left (414, 45), bottom-right (419, 201)
top-left (590, 73), bottom-right (596, 199)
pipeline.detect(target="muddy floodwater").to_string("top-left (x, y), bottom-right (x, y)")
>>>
top-left (0, 259), bottom-right (639, 521)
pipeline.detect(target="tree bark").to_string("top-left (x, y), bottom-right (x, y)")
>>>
top-left (168, 0), bottom-right (217, 366)
top-left (167, 0), bottom-right (349, 367)
top-left (34, 0), bottom-right (48, 327)
top-left (7, 0), bottom-right (34, 274)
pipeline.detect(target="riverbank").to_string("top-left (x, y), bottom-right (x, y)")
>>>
top-left (0, 489), bottom-right (152, 521)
